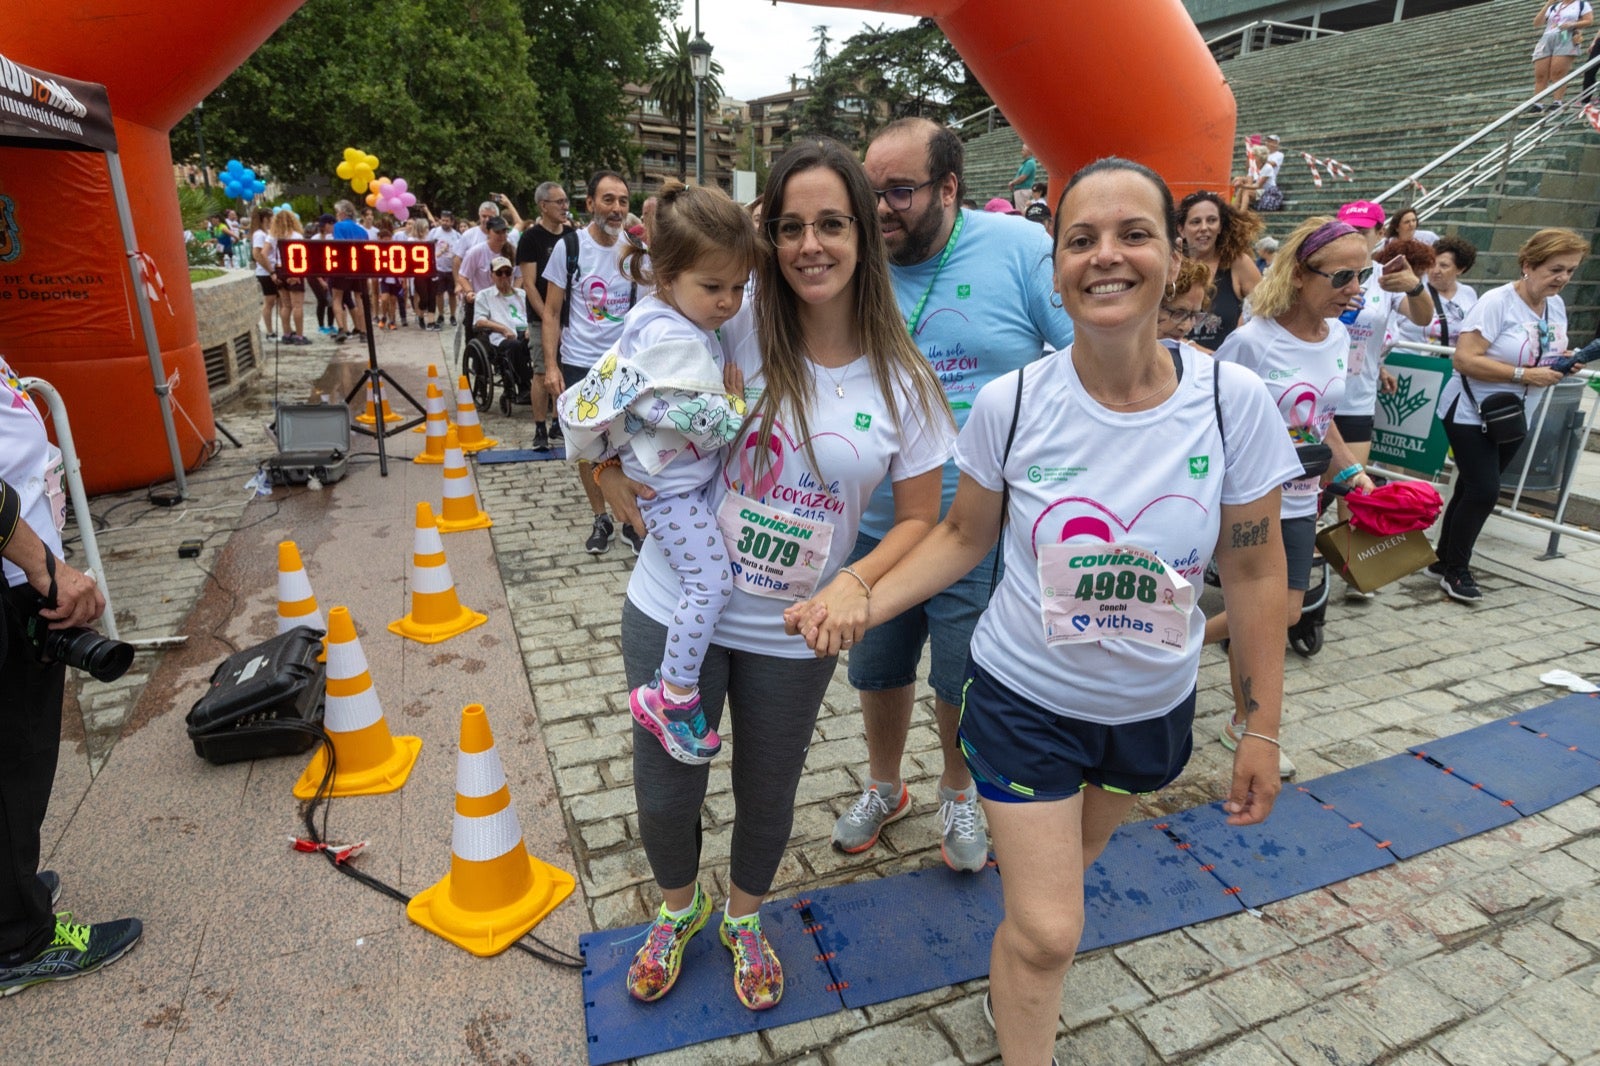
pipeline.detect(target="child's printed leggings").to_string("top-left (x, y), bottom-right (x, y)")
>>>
top-left (640, 487), bottom-right (733, 690)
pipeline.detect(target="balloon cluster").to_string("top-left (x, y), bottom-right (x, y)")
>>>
top-left (271, 202), bottom-right (294, 215)
top-left (336, 147), bottom-right (379, 193)
top-left (219, 159), bottom-right (266, 201)
top-left (373, 177), bottom-right (417, 221)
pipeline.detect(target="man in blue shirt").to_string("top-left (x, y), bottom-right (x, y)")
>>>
top-left (330, 200), bottom-right (371, 341)
top-left (833, 118), bottom-right (1072, 872)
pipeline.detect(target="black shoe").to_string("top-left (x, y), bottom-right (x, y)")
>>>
top-left (585, 513), bottom-right (615, 555)
top-left (38, 871), bottom-right (60, 907)
top-left (532, 423), bottom-right (549, 451)
top-left (549, 421), bottom-right (564, 442)
top-left (1423, 560), bottom-right (1445, 579)
top-left (621, 522), bottom-right (645, 555)
top-left (1439, 568), bottom-right (1482, 603)
top-left (449, 316), bottom-right (457, 326)
top-left (0, 914), bottom-right (142, 997)
top-left (512, 391), bottom-right (531, 406)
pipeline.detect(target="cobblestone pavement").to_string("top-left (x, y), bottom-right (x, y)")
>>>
top-left (52, 325), bottom-right (1600, 1065)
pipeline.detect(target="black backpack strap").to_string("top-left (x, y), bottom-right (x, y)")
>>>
top-left (559, 228), bottom-right (580, 329)
top-left (990, 366), bottom-right (1026, 595)
top-left (1429, 284), bottom-right (1449, 348)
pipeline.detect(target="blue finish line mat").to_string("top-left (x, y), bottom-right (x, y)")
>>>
top-left (579, 694), bottom-right (1600, 1064)
top-left (475, 447), bottom-right (565, 464)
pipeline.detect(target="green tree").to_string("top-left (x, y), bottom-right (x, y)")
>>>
top-left (811, 25), bottom-right (831, 78)
top-left (171, 0), bottom-right (548, 208)
top-left (647, 25), bottom-right (725, 182)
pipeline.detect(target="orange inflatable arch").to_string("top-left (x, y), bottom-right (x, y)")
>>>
top-left (3, 0), bottom-right (1228, 494)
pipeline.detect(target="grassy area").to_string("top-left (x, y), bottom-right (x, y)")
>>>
top-left (189, 267), bottom-right (226, 283)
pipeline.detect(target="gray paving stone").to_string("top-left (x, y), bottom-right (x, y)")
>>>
top-left (1265, 887), bottom-right (1362, 944)
top-left (1542, 795), bottom-right (1600, 835)
top-left (1521, 848), bottom-right (1599, 895)
top-left (1186, 1034), bottom-right (1294, 1066)
top-left (825, 1016), bottom-right (959, 1066)
top-left (1265, 1001), bottom-right (1388, 1066)
top-left (1339, 967), bottom-right (1471, 1047)
top-left (1272, 935), bottom-right (1379, 997)
top-left (1130, 985), bottom-right (1240, 1059)
top-left (1057, 1015), bottom-right (1155, 1066)
top-left (1411, 892), bottom-right (1492, 940)
top-left (762, 1008), bottom-right (872, 1060)
top-left (1184, 911), bottom-right (1298, 969)
top-left (1558, 894), bottom-right (1600, 949)
top-left (1415, 942), bottom-right (1534, 1013)
top-left (1498, 921), bottom-right (1595, 980)
top-left (1461, 868), bottom-right (1545, 916)
top-left (1059, 951), bottom-right (1153, 1029)
top-left (1205, 961), bottom-right (1310, 1028)
top-left (1429, 1010), bottom-right (1562, 1066)
top-left (929, 991), bottom-right (999, 1065)
top-left (635, 1031), bottom-right (767, 1066)
top-left (1342, 910), bottom-right (1444, 970)
top-left (1505, 970), bottom-right (1600, 1059)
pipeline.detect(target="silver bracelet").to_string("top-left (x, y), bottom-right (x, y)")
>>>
top-left (838, 566), bottom-right (872, 598)
top-left (1239, 731), bottom-right (1281, 747)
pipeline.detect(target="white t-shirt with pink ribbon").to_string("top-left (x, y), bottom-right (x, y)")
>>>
top-left (1215, 315), bottom-right (1350, 520)
top-left (958, 344), bottom-right (1299, 723)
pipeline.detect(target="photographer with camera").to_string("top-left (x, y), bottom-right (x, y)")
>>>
top-left (0, 356), bottom-right (141, 995)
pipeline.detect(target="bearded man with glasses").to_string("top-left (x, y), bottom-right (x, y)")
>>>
top-left (829, 117), bottom-right (1072, 873)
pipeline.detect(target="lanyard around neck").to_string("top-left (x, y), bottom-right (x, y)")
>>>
top-left (904, 211), bottom-right (965, 337)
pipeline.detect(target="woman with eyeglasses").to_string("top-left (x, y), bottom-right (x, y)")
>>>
top-left (1158, 258), bottom-right (1216, 348)
top-left (1430, 228), bottom-right (1587, 602)
top-left (791, 158), bottom-right (1297, 1066)
top-left (1175, 191), bottom-right (1263, 351)
top-left (597, 141), bottom-right (954, 1014)
top-left (1211, 217), bottom-right (1380, 779)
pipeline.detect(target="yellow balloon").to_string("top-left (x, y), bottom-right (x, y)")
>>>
top-left (364, 154), bottom-right (379, 171)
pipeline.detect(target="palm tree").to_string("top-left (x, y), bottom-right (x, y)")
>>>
top-left (648, 25), bottom-right (724, 182)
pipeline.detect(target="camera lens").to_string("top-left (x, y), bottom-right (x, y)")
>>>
top-left (42, 628), bottom-right (135, 683)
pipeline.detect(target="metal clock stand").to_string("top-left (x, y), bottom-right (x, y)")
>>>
top-left (344, 295), bottom-right (425, 476)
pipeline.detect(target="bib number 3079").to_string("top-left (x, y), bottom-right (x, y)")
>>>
top-left (715, 491), bottom-right (832, 601)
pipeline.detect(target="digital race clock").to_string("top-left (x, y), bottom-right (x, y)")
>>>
top-left (277, 239), bottom-right (434, 278)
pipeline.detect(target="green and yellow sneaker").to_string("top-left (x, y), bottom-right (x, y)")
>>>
top-left (0, 913), bottom-right (142, 997)
top-left (720, 909), bottom-right (783, 1011)
top-left (626, 885), bottom-right (711, 1003)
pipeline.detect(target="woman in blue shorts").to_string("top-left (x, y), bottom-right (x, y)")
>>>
top-left (794, 158), bottom-right (1299, 1066)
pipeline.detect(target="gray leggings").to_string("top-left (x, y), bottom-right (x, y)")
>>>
top-left (623, 598), bottom-right (836, 896)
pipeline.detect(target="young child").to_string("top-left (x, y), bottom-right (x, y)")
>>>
top-left (558, 181), bottom-right (756, 765)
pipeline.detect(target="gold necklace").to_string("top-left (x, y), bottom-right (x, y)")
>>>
top-left (1083, 369), bottom-right (1176, 408)
top-left (812, 356), bottom-right (857, 398)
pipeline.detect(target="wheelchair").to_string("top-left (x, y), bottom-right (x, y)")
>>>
top-left (459, 318), bottom-right (530, 418)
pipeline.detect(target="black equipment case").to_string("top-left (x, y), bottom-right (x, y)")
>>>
top-left (185, 626), bottom-right (327, 764)
top-left (267, 403), bottom-right (351, 486)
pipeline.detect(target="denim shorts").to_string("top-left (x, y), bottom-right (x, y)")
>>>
top-left (845, 530), bottom-right (999, 706)
top-left (1283, 515), bottom-right (1316, 592)
top-left (958, 663), bottom-right (1197, 803)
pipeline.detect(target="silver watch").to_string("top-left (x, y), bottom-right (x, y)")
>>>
top-left (1513, 366), bottom-right (1525, 383)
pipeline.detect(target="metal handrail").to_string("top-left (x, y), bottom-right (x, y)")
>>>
top-left (1375, 51), bottom-right (1600, 207)
top-left (948, 102), bottom-right (1007, 135)
top-left (1203, 19), bottom-right (1344, 47)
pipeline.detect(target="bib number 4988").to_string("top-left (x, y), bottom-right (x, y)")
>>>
top-left (1074, 571), bottom-right (1159, 604)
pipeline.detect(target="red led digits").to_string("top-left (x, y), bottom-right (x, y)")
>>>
top-left (272, 240), bottom-right (434, 277)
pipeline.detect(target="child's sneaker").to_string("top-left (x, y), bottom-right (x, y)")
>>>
top-left (720, 910), bottom-right (783, 1010)
top-left (631, 676), bottom-right (721, 764)
top-left (626, 885), bottom-right (711, 1002)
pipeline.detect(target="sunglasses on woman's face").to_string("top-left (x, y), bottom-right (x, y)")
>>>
top-left (1303, 264), bottom-right (1374, 288)
top-left (494, 269), bottom-right (513, 277)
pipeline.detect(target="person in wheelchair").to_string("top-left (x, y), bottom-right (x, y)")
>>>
top-left (471, 256), bottom-right (534, 406)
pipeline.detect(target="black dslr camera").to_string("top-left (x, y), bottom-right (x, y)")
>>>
top-left (14, 586), bottom-right (134, 682)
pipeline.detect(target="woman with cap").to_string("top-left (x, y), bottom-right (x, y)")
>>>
top-left (1430, 228), bottom-right (1588, 602)
top-left (1210, 216), bottom-right (1380, 778)
top-left (1327, 200), bottom-right (1432, 523)
top-left (1175, 190), bottom-right (1263, 351)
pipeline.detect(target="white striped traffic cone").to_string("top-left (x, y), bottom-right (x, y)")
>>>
top-left (355, 378), bottom-right (402, 427)
top-left (406, 703), bottom-right (576, 956)
top-left (276, 540), bottom-right (326, 636)
top-left (413, 383), bottom-right (451, 465)
top-left (292, 606), bottom-right (422, 799)
top-left (436, 427), bottom-right (493, 533)
top-left (453, 375), bottom-right (497, 453)
top-left (388, 502), bottom-right (487, 643)
top-left (414, 364), bottom-right (440, 433)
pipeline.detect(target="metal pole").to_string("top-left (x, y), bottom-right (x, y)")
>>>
top-left (193, 102), bottom-right (210, 190)
top-left (106, 149), bottom-right (189, 499)
top-left (694, 0), bottom-right (705, 186)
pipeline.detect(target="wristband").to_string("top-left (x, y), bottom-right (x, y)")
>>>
top-left (1331, 464), bottom-right (1362, 485)
top-left (1512, 366), bottom-right (1525, 383)
top-left (590, 456), bottom-right (621, 487)
top-left (1406, 281), bottom-right (1425, 298)
top-left (838, 566), bottom-right (872, 599)
top-left (1239, 731), bottom-right (1280, 747)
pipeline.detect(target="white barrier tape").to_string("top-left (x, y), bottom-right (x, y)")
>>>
top-left (327, 685), bottom-right (384, 733)
top-left (453, 806), bottom-right (523, 863)
top-left (411, 562), bottom-right (455, 595)
top-left (456, 747), bottom-right (507, 798)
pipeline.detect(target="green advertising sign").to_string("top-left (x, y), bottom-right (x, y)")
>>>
top-left (1372, 350), bottom-right (1454, 476)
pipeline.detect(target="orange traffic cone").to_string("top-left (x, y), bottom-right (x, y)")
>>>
top-left (407, 704), bottom-right (576, 956)
top-left (276, 540), bottom-right (326, 636)
top-left (413, 383), bottom-right (451, 465)
top-left (453, 375), bottom-right (497, 453)
top-left (437, 428), bottom-right (493, 534)
top-left (414, 364), bottom-right (440, 433)
top-left (355, 378), bottom-right (402, 427)
top-left (292, 606), bottom-right (422, 800)
top-left (389, 502), bottom-right (487, 643)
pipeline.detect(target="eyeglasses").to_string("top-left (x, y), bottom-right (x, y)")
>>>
top-left (871, 179), bottom-right (936, 212)
top-left (493, 269), bottom-right (513, 277)
top-left (1302, 264), bottom-right (1374, 288)
top-left (1158, 304), bottom-right (1206, 326)
top-left (768, 215), bottom-right (856, 247)
top-left (541, 197), bottom-right (569, 206)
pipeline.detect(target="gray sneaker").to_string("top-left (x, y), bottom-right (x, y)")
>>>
top-left (831, 780), bottom-right (910, 854)
top-left (938, 785), bottom-right (988, 872)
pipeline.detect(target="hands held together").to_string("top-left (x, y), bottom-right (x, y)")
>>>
top-left (783, 569), bottom-right (872, 659)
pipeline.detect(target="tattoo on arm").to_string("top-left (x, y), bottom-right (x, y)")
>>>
top-left (1240, 676), bottom-right (1260, 726)
top-left (1230, 517), bottom-right (1269, 548)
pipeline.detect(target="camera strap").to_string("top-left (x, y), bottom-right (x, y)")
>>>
top-left (43, 551), bottom-right (57, 608)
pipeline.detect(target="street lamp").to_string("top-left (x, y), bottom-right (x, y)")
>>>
top-left (689, 32), bottom-right (713, 186)
top-left (558, 138), bottom-right (571, 212)
top-left (193, 99), bottom-right (210, 190)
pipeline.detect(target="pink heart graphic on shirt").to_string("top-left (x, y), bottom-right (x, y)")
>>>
top-left (727, 417), bottom-right (860, 502)
top-left (1032, 494), bottom-right (1209, 555)
top-left (1276, 377), bottom-right (1341, 439)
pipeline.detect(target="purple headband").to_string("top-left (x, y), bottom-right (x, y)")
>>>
top-left (1297, 221), bottom-right (1358, 262)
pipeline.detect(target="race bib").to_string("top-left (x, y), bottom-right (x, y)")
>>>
top-left (1283, 475), bottom-right (1321, 498)
top-left (1037, 542), bottom-right (1194, 654)
top-left (715, 491), bottom-right (833, 601)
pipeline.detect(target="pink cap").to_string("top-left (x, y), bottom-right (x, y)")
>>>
top-left (983, 197), bottom-right (1019, 214)
top-left (1337, 201), bottom-right (1386, 229)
